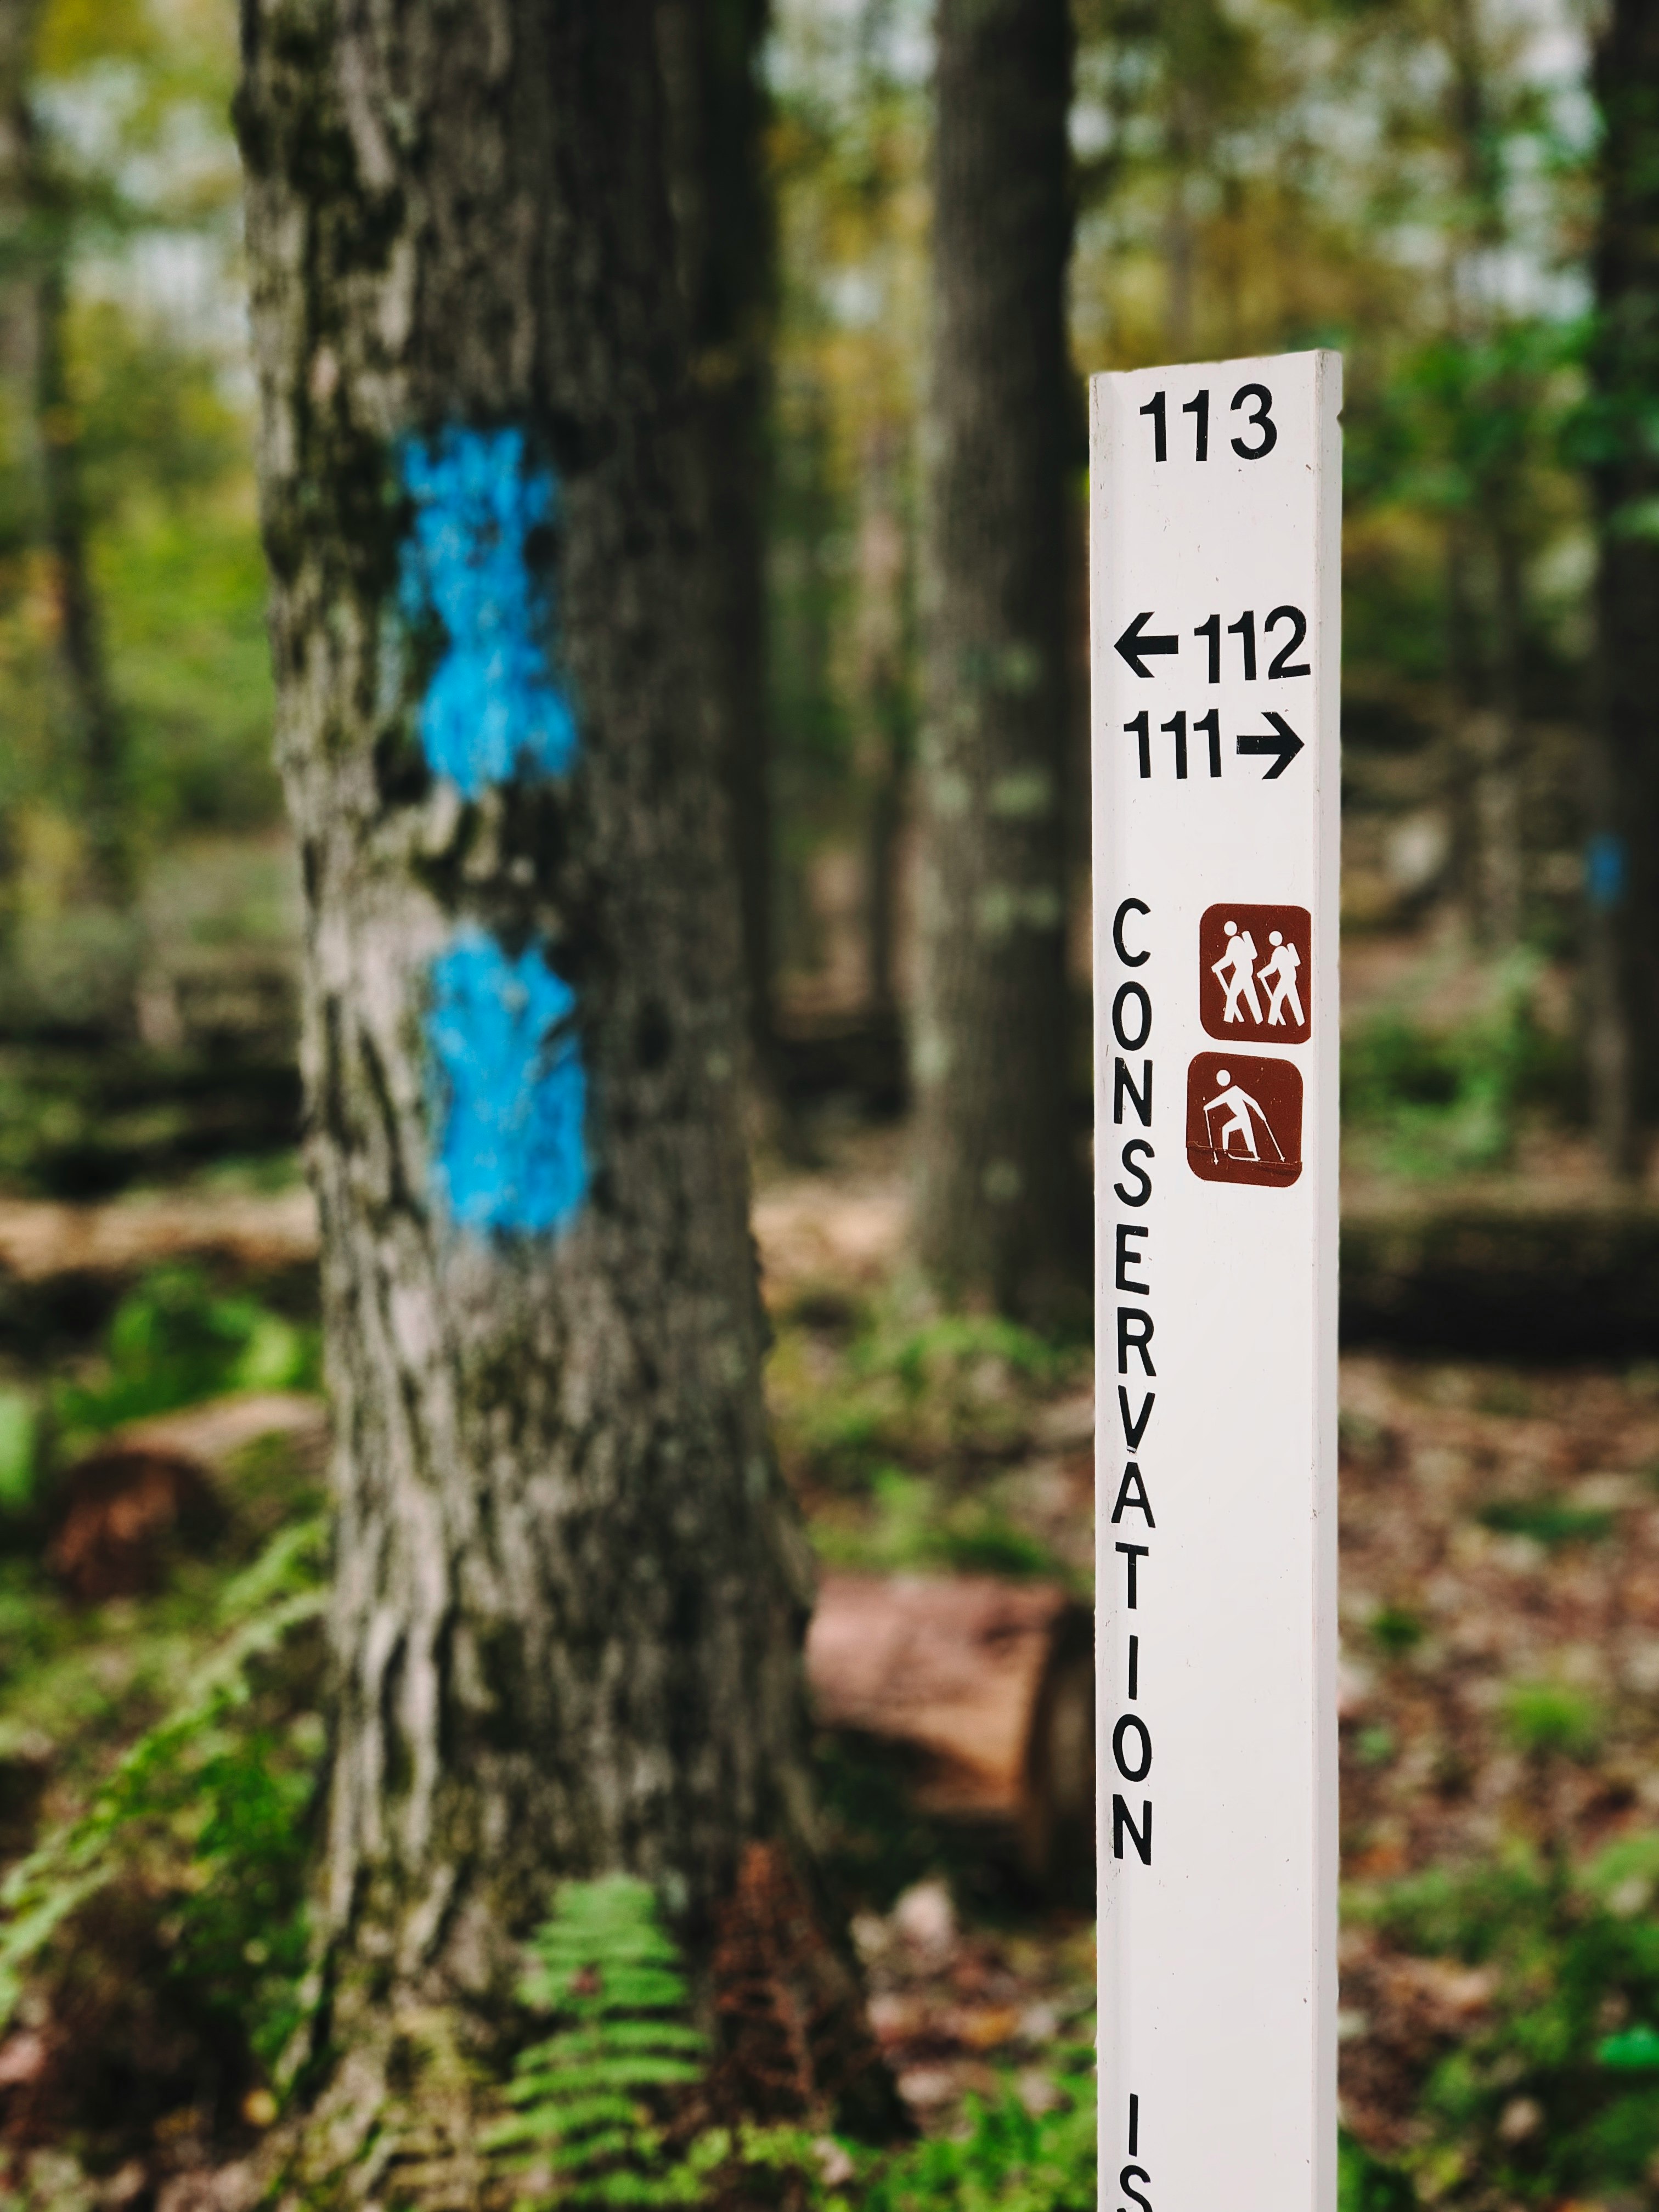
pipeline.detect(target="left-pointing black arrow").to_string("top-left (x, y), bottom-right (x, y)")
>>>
top-left (1235, 711), bottom-right (1304, 780)
top-left (1115, 610), bottom-right (1179, 680)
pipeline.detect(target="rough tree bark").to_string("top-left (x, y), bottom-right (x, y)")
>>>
top-left (914, 0), bottom-right (1082, 1316)
top-left (235, 4), bottom-right (886, 2193)
top-left (656, 0), bottom-right (780, 1093)
top-left (1584, 0), bottom-right (1659, 1174)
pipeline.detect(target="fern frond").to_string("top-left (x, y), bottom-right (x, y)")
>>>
top-left (492, 1874), bottom-right (709, 2209)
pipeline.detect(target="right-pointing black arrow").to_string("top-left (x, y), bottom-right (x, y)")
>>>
top-left (1236, 711), bottom-right (1304, 780)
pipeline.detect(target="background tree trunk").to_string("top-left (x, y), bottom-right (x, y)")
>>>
top-left (656, 0), bottom-right (780, 1097)
top-left (1585, 0), bottom-right (1659, 1174)
top-left (856, 421), bottom-right (911, 1024)
top-left (236, 3), bottom-right (884, 2190)
top-left (913, 0), bottom-right (1082, 1317)
top-left (0, 0), bottom-right (127, 913)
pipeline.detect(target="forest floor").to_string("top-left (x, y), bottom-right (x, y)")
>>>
top-left (1, 1118), bottom-right (1658, 2205)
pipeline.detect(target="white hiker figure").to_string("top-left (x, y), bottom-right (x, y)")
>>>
top-left (1261, 928), bottom-right (1304, 1029)
top-left (1201, 1067), bottom-right (1282, 1163)
top-left (1211, 919), bottom-right (1261, 1024)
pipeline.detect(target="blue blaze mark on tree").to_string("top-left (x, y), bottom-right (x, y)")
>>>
top-left (397, 425), bottom-right (578, 795)
top-left (425, 928), bottom-right (589, 1237)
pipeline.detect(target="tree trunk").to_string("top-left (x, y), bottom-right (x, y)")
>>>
top-left (0, 0), bottom-right (127, 913)
top-left (235, 3), bottom-right (887, 2191)
top-left (856, 423), bottom-right (911, 1023)
top-left (1585, 0), bottom-right (1659, 1174)
top-left (36, 251), bottom-right (129, 908)
top-left (914, 0), bottom-right (1081, 1317)
top-left (656, 0), bottom-right (780, 1097)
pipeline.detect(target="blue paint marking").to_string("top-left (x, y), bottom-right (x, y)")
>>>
top-left (1587, 832), bottom-right (1627, 912)
top-left (425, 928), bottom-right (589, 1237)
top-left (397, 425), bottom-right (578, 796)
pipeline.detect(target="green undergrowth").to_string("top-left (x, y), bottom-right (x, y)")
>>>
top-left (1344, 1837), bottom-right (1659, 2208)
top-left (54, 1262), bottom-right (319, 1451)
top-left (1476, 1496), bottom-right (1615, 1549)
top-left (493, 1873), bottom-right (1097, 2212)
top-left (0, 1262), bottom-right (319, 1520)
top-left (0, 1514), bottom-right (327, 2073)
top-left (1341, 957), bottom-right (1573, 1177)
top-left (768, 1300), bottom-right (1081, 1489)
top-left (768, 1297), bottom-right (1086, 1587)
top-left (810, 1466), bottom-right (1069, 1582)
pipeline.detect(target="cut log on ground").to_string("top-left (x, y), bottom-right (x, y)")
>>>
top-left (46, 1392), bottom-right (328, 1601)
top-left (1340, 1195), bottom-right (1659, 1356)
top-left (806, 1572), bottom-right (1093, 1887)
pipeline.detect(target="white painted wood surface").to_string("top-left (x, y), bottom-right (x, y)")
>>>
top-left (1091, 351), bottom-right (1341, 2212)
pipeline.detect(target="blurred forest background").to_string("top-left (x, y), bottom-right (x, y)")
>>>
top-left (5, 1), bottom-right (1659, 2209)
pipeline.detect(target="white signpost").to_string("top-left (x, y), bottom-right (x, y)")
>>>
top-left (1091, 351), bottom-right (1341, 2212)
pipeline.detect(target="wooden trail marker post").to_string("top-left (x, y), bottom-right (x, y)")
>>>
top-left (1091, 351), bottom-right (1341, 2212)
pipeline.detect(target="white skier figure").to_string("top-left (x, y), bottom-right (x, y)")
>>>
top-left (1201, 1067), bottom-right (1281, 1163)
top-left (1260, 928), bottom-right (1304, 1029)
top-left (1211, 919), bottom-right (1261, 1025)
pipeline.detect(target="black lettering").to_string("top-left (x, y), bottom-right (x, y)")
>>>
top-left (1115, 1223), bottom-right (1150, 1294)
top-left (1114, 1139), bottom-right (1153, 1208)
top-left (1128, 2094), bottom-right (1140, 2157)
top-left (1128, 1635), bottom-right (1139, 1700)
top-left (1111, 896), bottom-right (1150, 968)
top-left (1139, 390), bottom-right (1167, 461)
top-left (1110, 1460), bottom-right (1155, 1527)
top-left (1113, 1798), bottom-right (1153, 1867)
top-left (1112, 981), bottom-right (1152, 1051)
top-left (1230, 381), bottom-right (1277, 459)
top-left (1266, 602), bottom-right (1311, 678)
top-left (1118, 1306), bottom-right (1155, 1375)
top-left (1113, 1057), bottom-right (1152, 1126)
top-left (1120, 2162), bottom-right (1153, 2212)
top-left (1182, 387), bottom-right (1209, 460)
top-left (1126, 709), bottom-right (1150, 777)
top-left (1119, 1387), bottom-right (1154, 1449)
top-left (1195, 705), bottom-right (1221, 776)
top-left (1160, 708), bottom-right (1188, 779)
top-left (1114, 1713), bottom-right (1153, 1782)
top-left (1114, 1542), bottom-right (1148, 1607)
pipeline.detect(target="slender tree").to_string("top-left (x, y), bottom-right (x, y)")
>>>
top-left (1583, 0), bottom-right (1659, 1173)
top-left (914, 0), bottom-right (1081, 1316)
top-left (0, 0), bottom-right (128, 911)
top-left (235, 2), bottom-right (884, 2187)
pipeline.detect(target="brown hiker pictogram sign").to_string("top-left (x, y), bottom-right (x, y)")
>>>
top-left (1186, 1050), bottom-right (1303, 1187)
top-left (1198, 903), bottom-right (1311, 1043)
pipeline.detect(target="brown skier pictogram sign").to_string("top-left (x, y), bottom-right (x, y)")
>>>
top-left (1186, 1051), bottom-right (1303, 1187)
top-left (1198, 903), bottom-right (1311, 1044)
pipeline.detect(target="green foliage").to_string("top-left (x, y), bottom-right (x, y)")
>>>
top-left (0, 1386), bottom-right (37, 1511)
top-left (484, 1875), bottom-right (707, 2207)
top-left (1477, 1497), bottom-right (1614, 1548)
top-left (770, 1295), bottom-right (1080, 1494)
top-left (490, 1878), bottom-right (1097, 2212)
top-left (1502, 1681), bottom-right (1601, 1761)
top-left (1369, 1606), bottom-right (1424, 1657)
top-left (851, 2069), bottom-right (1097, 2212)
top-left (812, 1466), bottom-right (1066, 1581)
top-left (1350, 1839), bottom-right (1659, 2206)
top-left (0, 1515), bottom-right (326, 2068)
top-left (1339, 2129), bottom-right (1415, 2212)
top-left (54, 1264), bottom-right (318, 1440)
top-left (1341, 961), bottom-right (1570, 1176)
